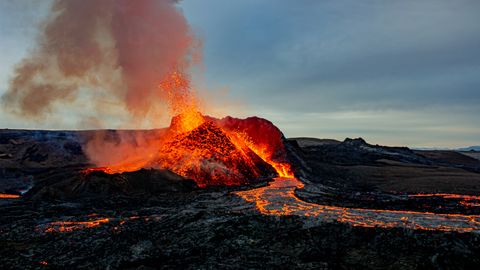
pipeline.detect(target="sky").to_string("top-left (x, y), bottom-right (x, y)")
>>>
top-left (0, 0), bottom-right (479, 148)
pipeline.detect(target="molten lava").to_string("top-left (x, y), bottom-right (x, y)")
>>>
top-left (150, 121), bottom-right (276, 187)
top-left (84, 116), bottom-right (288, 187)
top-left (0, 193), bottom-right (20, 199)
top-left (236, 178), bottom-right (480, 233)
top-left (84, 69), bottom-right (293, 186)
top-left (409, 193), bottom-right (480, 208)
top-left (211, 116), bottom-right (294, 178)
top-left (41, 218), bottom-right (110, 233)
top-left (84, 71), bottom-right (292, 186)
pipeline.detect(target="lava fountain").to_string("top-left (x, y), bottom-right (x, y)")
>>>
top-left (83, 65), bottom-right (293, 186)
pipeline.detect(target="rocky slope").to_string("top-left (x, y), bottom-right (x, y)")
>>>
top-left (289, 137), bottom-right (480, 214)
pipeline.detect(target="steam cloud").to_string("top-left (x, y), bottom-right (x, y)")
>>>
top-left (2, 0), bottom-right (200, 125)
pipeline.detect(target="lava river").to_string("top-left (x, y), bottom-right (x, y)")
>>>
top-left (235, 177), bottom-right (480, 233)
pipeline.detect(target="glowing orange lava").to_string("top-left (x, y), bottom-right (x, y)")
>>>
top-left (42, 218), bottom-right (110, 233)
top-left (85, 120), bottom-right (293, 185)
top-left (409, 193), bottom-right (480, 208)
top-left (84, 70), bottom-right (294, 185)
top-left (82, 66), bottom-right (297, 186)
top-left (409, 193), bottom-right (480, 201)
top-left (159, 70), bottom-right (205, 134)
top-left (236, 178), bottom-right (480, 232)
top-left (0, 193), bottom-right (20, 199)
top-left (239, 136), bottom-right (293, 178)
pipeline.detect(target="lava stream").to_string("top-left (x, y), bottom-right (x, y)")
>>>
top-left (236, 178), bottom-right (480, 232)
top-left (0, 193), bottom-right (20, 199)
top-left (40, 218), bottom-right (110, 233)
top-left (409, 193), bottom-right (480, 208)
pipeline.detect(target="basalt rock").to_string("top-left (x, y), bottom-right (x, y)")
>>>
top-left (26, 168), bottom-right (198, 201)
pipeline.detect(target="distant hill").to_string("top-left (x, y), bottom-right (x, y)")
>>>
top-left (457, 146), bottom-right (480, 151)
top-left (288, 137), bottom-right (340, 148)
top-left (412, 146), bottom-right (480, 152)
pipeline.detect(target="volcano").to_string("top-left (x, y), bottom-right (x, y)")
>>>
top-left (150, 121), bottom-right (277, 187)
top-left (84, 114), bottom-right (290, 187)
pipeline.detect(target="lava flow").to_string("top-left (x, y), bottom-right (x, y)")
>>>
top-left (236, 178), bottom-right (480, 233)
top-left (40, 218), bottom-right (110, 233)
top-left (0, 193), bottom-right (20, 199)
top-left (409, 193), bottom-right (480, 208)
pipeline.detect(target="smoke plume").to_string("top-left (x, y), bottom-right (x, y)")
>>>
top-left (2, 0), bottom-right (200, 125)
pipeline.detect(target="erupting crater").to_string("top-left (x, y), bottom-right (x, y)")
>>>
top-left (84, 113), bottom-right (293, 187)
top-left (150, 121), bottom-right (277, 187)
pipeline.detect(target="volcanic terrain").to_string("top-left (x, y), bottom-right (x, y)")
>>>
top-left (1, 118), bottom-right (480, 269)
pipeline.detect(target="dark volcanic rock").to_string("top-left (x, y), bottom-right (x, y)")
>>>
top-left (416, 150), bottom-right (480, 172)
top-left (289, 137), bottom-right (480, 214)
top-left (1, 191), bottom-right (480, 269)
top-left (303, 137), bottom-right (432, 166)
top-left (26, 168), bottom-right (198, 201)
top-left (0, 129), bottom-right (88, 170)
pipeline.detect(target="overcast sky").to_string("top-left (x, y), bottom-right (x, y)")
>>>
top-left (1, 0), bottom-right (479, 148)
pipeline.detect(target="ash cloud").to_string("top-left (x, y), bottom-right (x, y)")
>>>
top-left (2, 0), bottom-right (200, 125)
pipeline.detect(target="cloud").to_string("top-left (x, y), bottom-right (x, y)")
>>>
top-left (183, 0), bottom-right (480, 101)
top-left (180, 0), bottom-right (480, 146)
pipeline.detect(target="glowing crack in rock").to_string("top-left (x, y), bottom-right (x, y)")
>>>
top-left (236, 178), bottom-right (480, 233)
top-left (409, 193), bottom-right (480, 208)
top-left (40, 218), bottom-right (110, 233)
top-left (0, 193), bottom-right (20, 199)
